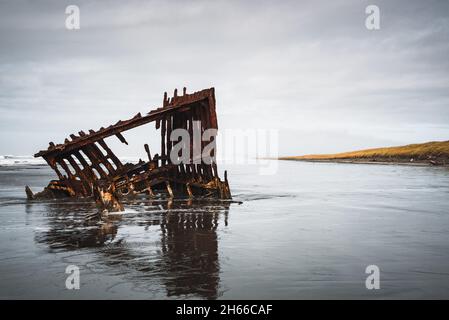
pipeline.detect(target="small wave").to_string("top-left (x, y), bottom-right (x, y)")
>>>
top-left (0, 155), bottom-right (46, 166)
top-left (34, 227), bottom-right (51, 232)
top-left (108, 208), bottom-right (139, 215)
top-left (0, 155), bottom-right (144, 167)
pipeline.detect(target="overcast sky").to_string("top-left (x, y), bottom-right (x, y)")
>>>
top-left (1, 0), bottom-right (448, 158)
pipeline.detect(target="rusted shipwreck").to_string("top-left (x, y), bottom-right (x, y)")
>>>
top-left (26, 87), bottom-right (231, 212)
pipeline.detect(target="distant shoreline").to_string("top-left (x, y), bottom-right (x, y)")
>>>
top-left (278, 140), bottom-right (449, 167)
top-left (278, 158), bottom-right (449, 167)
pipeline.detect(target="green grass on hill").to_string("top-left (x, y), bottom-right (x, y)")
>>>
top-left (280, 140), bottom-right (449, 161)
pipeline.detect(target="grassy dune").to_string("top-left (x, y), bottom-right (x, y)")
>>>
top-left (280, 140), bottom-right (449, 165)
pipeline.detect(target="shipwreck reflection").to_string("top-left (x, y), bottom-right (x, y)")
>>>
top-left (34, 198), bottom-right (231, 299)
top-left (160, 203), bottom-right (221, 298)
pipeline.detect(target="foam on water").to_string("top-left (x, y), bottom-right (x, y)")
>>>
top-left (0, 155), bottom-right (142, 167)
top-left (0, 155), bottom-right (46, 166)
top-left (108, 208), bottom-right (138, 215)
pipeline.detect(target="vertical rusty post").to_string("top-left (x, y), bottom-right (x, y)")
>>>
top-left (166, 181), bottom-right (174, 198)
top-left (144, 144), bottom-right (152, 162)
top-left (161, 116), bottom-right (166, 166)
top-left (166, 115), bottom-right (172, 164)
top-left (186, 183), bottom-right (193, 198)
top-left (188, 110), bottom-right (194, 175)
top-left (163, 91), bottom-right (168, 107)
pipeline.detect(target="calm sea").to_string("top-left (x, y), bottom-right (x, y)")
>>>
top-left (1, 158), bottom-right (449, 299)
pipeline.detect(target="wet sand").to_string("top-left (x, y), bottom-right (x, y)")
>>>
top-left (1, 161), bottom-right (449, 299)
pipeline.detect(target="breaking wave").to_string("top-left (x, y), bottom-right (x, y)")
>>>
top-left (0, 155), bottom-right (46, 166)
top-left (0, 155), bottom-right (142, 167)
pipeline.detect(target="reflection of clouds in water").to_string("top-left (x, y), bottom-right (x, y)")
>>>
top-left (34, 198), bottom-right (231, 299)
top-left (5, 162), bottom-right (449, 299)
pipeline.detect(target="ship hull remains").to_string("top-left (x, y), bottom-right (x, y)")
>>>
top-left (27, 87), bottom-right (231, 212)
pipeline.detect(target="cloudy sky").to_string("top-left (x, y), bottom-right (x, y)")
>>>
top-left (1, 0), bottom-right (448, 158)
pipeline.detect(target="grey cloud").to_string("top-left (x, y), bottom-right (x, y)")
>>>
top-left (0, 0), bottom-right (448, 156)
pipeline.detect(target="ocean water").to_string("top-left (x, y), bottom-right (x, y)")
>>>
top-left (1, 157), bottom-right (449, 299)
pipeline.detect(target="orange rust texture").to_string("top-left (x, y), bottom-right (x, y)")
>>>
top-left (31, 88), bottom-right (231, 207)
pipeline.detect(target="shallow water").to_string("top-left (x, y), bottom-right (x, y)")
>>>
top-left (1, 160), bottom-right (449, 299)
